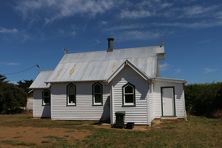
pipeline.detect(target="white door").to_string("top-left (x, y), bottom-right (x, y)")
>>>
top-left (162, 87), bottom-right (175, 116)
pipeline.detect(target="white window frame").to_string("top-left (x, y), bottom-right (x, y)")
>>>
top-left (67, 83), bottom-right (76, 106)
top-left (92, 82), bottom-right (103, 106)
top-left (42, 89), bottom-right (50, 106)
top-left (122, 83), bottom-right (135, 106)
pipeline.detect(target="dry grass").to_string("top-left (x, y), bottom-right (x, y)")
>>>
top-left (0, 113), bottom-right (222, 147)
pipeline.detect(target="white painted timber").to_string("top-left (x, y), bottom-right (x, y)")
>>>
top-left (51, 82), bottom-right (110, 121)
top-left (150, 79), bottom-right (186, 121)
top-left (162, 87), bottom-right (175, 116)
top-left (26, 97), bottom-right (33, 111)
top-left (33, 89), bottom-right (51, 118)
top-left (111, 65), bottom-right (149, 124)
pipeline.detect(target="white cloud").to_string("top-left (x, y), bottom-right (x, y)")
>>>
top-left (0, 62), bottom-right (20, 66)
top-left (160, 63), bottom-right (169, 71)
top-left (116, 30), bottom-right (163, 41)
top-left (57, 25), bottom-right (77, 37)
top-left (101, 21), bottom-right (108, 25)
top-left (120, 9), bottom-right (152, 19)
top-left (174, 68), bottom-right (181, 74)
top-left (152, 21), bottom-right (222, 29)
top-left (16, 0), bottom-right (117, 23)
top-left (104, 24), bottom-right (144, 31)
top-left (204, 68), bottom-right (217, 74)
top-left (7, 62), bottom-right (20, 66)
top-left (120, 1), bottom-right (173, 19)
top-left (118, 0), bottom-right (222, 27)
top-left (0, 27), bottom-right (18, 34)
top-left (181, 5), bottom-right (220, 18)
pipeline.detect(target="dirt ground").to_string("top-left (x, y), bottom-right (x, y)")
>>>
top-left (0, 124), bottom-right (151, 147)
top-left (0, 126), bottom-right (91, 147)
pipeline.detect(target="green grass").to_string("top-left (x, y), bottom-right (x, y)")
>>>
top-left (43, 136), bottom-right (68, 143)
top-left (0, 113), bottom-right (94, 130)
top-left (0, 114), bottom-right (222, 147)
top-left (74, 117), bottom-right (222, 148)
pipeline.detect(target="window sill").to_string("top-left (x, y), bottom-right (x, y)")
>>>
top-left (122, 104), bottom-right (136, 107)
top-left (67, 104), bottom-right (76, 106)
top-left (42, 103), bottom-right (50, 106)
top-left (92, 104), bottom-right (103, 106)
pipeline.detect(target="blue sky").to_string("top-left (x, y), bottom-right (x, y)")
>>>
top-left (0, 0), bottom-right (222, 84)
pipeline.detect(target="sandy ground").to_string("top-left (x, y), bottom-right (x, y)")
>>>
top-left (0, 126), bottom-right (91, 147)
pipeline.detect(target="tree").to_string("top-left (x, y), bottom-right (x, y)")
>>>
top-left (0, 74), bottom-right (8, 83)
top-left (185, 82), bottom-right (222, 118)
top-left (0, 74), bottom-right (27, 114)
top-left (17, 80), bottom-right (33, 97)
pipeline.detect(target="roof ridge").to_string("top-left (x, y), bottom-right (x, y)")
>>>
top-left (65, 45), bottom-right (162, 55)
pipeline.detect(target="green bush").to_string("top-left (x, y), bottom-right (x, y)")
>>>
top-left (0, 82), bottom-right (27, 114)
top-left (185, 82), bottom-right (222, 117)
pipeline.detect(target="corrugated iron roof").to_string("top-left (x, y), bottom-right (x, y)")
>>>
top-left (47, 46), bottom-right (164, 82)
top-left (30, 71), bottom-right (52, 89)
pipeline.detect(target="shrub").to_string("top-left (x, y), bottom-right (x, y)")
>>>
top-left (185, 82), bottom-right (222, 118)
top-left (0, 83), bottom-right (27, 114)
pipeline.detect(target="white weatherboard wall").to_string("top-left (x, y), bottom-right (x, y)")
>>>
top-left (111, 66), bottom-right (149, 124)
top-left (150, 80), bottom-right (186, 121)
top-left (51, 82), bottom-right (110, 121)
top-left (33, 89), bottom-right (51, 118)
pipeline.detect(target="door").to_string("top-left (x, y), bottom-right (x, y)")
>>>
top-left (161, 87), bottom-right (176, 117)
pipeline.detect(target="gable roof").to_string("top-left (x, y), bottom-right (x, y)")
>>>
top-left (29, 71), bottom-right (52, 89)
top-left (46, 46), bottom-right (164, 83)
top-left (107, 60), bottom-right (149, 83)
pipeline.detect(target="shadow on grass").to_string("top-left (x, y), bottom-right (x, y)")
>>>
top-left (1, 139), bottom-right (36, 147)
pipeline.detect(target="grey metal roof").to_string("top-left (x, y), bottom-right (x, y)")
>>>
top-left (155, 77), bottom-right (186, 83)
top-left (30, 71), bottom-right (52, 89)
top-left (47, 46), bottom-right (164, 83)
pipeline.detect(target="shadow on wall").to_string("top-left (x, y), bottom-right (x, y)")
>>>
top-left (41, 105), bottom-right (51, 118)
top-left (111, 66), bottom-right (149, 100)
top-left (52, 82), bottom-right (110, 96)
top-left (154, 85), bottom-right (183, 99)
top-left (100, 96), bottom-right (110, 123)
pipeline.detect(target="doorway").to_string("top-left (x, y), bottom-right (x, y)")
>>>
top-left (161, 87), bottom-right (176, 117)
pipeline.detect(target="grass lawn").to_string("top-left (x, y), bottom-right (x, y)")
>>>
top-left (0, 113), bottom-right (222, 147)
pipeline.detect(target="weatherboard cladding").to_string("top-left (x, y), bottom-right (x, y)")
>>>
top-left (148, 80), bottom-right (186, 121)
top-left (51, 82), bottom-right (110, 120)
top-left (30, 71), bottom-right (52, 89)
top-left (111, 66), bottom-right (149, 124)
top-left (47, 46), bottom-right (164, 82)
top-left (33, 89), bottom-right (51, 118)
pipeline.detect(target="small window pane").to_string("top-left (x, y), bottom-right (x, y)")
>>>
top-left (94, 84), bottom-right (102, 93)
top-left (67, 84), bottom-right (76, 105)
top-left (125, 94), bottom-right (134, 103)
top-left (125, 85), bottom-right (133, 93)
top-left (44, 96), bottom-right (50, 104)
top-left (95, 94), bottom-right (102, 103)
top-left (44, 91), bottom-right (50, 97)
top-left (69, 86), bottom-right (75, 95)
top-left (69, 95), bottom-right (75, 103)
top-left (43, 90), bottom-right (50, 105)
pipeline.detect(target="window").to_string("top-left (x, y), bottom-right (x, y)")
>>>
top-left (42, 89), bottom-right (50, 106)
top-left (67, 83), bottom-right (76, 106)
top-left (92, 82), bottom-right (103, 106)
top-left (122, 83), bottom-right (135, 106)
